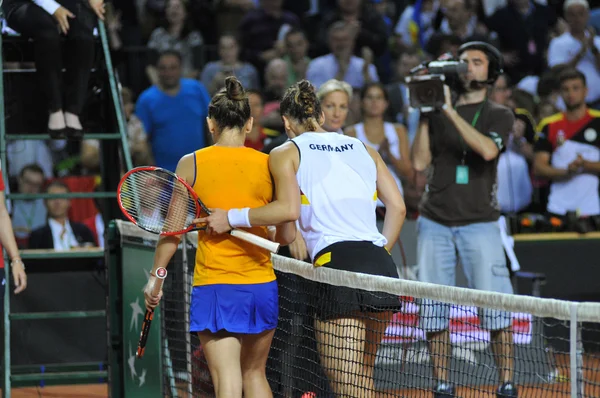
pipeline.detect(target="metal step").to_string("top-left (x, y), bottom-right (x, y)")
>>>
top-left (11, 370), bottom-right (108, 383)
top-left (7, 191), bottom-right (116, 200)
top-left (10, 310), bottom-right (105, 321)
top-left (19, 248), bottom-right (104, 260)
top-left (5, 133), bottom-right (120, 140)
top-left (12, 362), bottom-right (107, 374)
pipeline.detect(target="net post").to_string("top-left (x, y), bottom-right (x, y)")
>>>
top-left (181, 236), bottom-right (193, 397)
top-left (569, 303), bottom-right (584, 398)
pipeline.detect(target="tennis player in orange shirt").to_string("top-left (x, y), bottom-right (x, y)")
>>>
top-left (144, 77), bottom-right (299, 398)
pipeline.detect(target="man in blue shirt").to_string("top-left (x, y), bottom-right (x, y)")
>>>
top-left (136, 50), bottom-right (211, 172)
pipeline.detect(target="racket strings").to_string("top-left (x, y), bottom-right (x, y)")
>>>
top-left (120, 170), bottom-right (198, 233)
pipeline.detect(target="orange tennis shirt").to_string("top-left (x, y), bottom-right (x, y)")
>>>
top-left (192, 146), bottom-right (274, 286)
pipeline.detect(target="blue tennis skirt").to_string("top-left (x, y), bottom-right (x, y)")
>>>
top-left (190, 280), bottom-right (278, 334)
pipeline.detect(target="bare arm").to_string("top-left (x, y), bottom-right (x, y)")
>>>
top-left (145, 155), bottom-right (194, 310)
top-left (247, 143), bottom-right (300, 225)
top-left (366, 146), bottom-right (406, 252)
top-left (0, 192), bottom-right (26, 294)
top-left (391, 124), bottom-right (415, 180)
top-left (534, 151), bottom-right (570, 180)
top-left (411, 119), bottom-right (431, 171)
top-left (443, 107), bottom-right (500, 161)
top-left (582, 159), bottom-right (600, 174)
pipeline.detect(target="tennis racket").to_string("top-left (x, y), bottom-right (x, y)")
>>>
top-left (117, 166), bottom-right (280, 253)
top-left (137, 266), bottom-right (167, 358)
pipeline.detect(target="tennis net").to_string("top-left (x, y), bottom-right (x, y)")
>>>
top-left (140, 229), bottom-right (600, 398)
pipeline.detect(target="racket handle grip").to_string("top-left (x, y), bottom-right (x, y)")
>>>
top-left (231, 229), bottom-right (280, 253)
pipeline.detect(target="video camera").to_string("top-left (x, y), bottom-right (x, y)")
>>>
top-left (404, 58), bottom-right (467, 113)
top-left (404, 41), bottom-right (504, 113)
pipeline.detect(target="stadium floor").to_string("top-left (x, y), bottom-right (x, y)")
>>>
top-left (3, 354), bottom-right (599, 397)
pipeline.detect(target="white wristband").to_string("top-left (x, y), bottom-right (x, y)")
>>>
top-left (227, 208), bottom-right (251, 228)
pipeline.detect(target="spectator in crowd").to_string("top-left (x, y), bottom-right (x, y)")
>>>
top-left (238, 0), bottom-right (300, 74)
top-left (261, 58), bottom-right (290, 132)
top-left (136, 50), bottom-right (211, 172)
top-left (425, 0), bottom-right (489, 55)
top-left (307, 21), bottom-right (379, 89)
top-left (385, 47), bottom-right (424, 143)
top-left (394, 0), bottom-right (440, 52)
top-left (318, 79), bottom-right (353, 134)
top-left (201, 34), bottom-right (260, 96)
top-left (283, 29), bottom-right (311, 86)
top-left (485, 0), bottom-right (559, 83)
top-left (11, 164), bottom-right (48, 248)
top-left (489, 74), bottom-right (512, 106)
top-left (82, 185), bottom-right (106, 248)
top-left (29, 181), bottom-right (96, 250)
top-left (538, 100), bottom-right (561, 120)
top-left (548, 0), bottom-right (600, 109)
top-left (425, 33), bottom-right (464, 59)
top-left (146, 0), bottom-right (204, 84)
top-left (0, 163), bottom-right (27, 297)
top-left (244, 90), bottom-right (281, 151)
top-left (317, 0), bottom-right (389, 59)
top-left (411, 42), bottom-right (517, 397)
top-left (497, 111), bottom-right (536, 214)
top-left (345, 82), bottom-right (413, 205)
top-left (2, 0), bottom-right (105, 139)
top-left (534, 68), bottom-right (600, 229)
top-left (81, 87), bottom-right (154, 171)
top-left (7, 139), bottom-right (66, 180)
top-left (215, 0), bottom-right (256, 40)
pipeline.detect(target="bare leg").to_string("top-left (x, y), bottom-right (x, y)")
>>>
top-left (315, 317), bottom-right (368, 397)
top-left (490, 328), bottom-right (514, 383)
top-left (362, 311), bottom-right (394, 394)
top-left (426, 330), bottom-right (451, 382)
top-left (240, 329), bottom-right (276, 398)
top-left (198, 331), bottom-right (243, 398)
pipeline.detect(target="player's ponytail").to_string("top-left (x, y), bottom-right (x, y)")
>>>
top-left (225, 76), bottom-right (245, 101)
top-left (281, 80), bottom-right (322, 132)
top-left (208, 76), bottom-right (251, 131)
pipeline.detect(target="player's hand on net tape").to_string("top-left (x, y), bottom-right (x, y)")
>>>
top-left (143, 275), bottom-right (163, 311)
top-left (193, 208), bottom-right (232, 235)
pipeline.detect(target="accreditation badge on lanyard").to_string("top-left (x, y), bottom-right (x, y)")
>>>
top-left (455, 102), bottom-right (485, 185)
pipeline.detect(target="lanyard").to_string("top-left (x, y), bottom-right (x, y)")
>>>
top-left (456, 101), bottom-right (486, 164)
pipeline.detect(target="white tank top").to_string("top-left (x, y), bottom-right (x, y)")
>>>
top-left (353, 122), bottom-right (404, 202)
top-left (291, 132), bottom-right (387, 260)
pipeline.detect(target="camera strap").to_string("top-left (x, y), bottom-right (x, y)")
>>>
top-left (455, 100), bottom-right (486, 165)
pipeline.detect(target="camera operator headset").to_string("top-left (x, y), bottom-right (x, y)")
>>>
top-left (410, 41), bottom-right (519, 398)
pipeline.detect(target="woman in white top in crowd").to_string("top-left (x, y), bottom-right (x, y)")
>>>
top-left (345, 82), bottom-right (413, 206)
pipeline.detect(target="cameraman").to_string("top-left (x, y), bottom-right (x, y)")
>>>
top-left (411, 42), bottom-right (517, 398)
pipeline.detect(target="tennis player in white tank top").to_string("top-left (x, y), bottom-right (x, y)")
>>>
top-left (198, 80), bottom-right (406, 398)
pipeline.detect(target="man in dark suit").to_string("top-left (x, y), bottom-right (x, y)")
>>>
top-left (29, 180), bottom-right (95, 250)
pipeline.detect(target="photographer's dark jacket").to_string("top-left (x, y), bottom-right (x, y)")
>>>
top-left (420, 101), bottom-right (514, 226)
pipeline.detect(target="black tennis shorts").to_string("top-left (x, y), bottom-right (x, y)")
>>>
top-left (310, 241), bottom-right (401, 320)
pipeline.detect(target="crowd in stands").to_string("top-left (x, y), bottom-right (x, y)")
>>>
top-left (3, 0), bottom-right (600, 250)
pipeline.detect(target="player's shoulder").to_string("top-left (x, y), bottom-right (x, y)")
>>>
top-left (537, 112), bottom-right (564, 132)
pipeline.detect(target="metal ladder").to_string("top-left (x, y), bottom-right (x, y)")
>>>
top-left (0, 20), bottom-right (133, 397)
